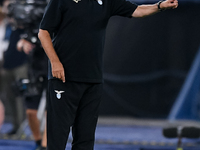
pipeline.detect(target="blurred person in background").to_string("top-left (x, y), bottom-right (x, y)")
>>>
top-left (0, 0), bottom-right (16, 132)
top-left (0, 0), bottom-right (28, 135)
top-left (17, 38), bottom-right (47, 150)
top-left (0, 0), bottom-right (48, 149)
top-left (11, 1), bottom-right (48, 149)
top-left (0, 0), bottom-right (8, 129)
top-left (1, 26), bottom-right (28, 135)
top-left (0, 0), bottom-right (10, 65)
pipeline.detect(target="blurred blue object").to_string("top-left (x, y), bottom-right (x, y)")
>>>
top-left (169, 46), bottom-right (200, 120)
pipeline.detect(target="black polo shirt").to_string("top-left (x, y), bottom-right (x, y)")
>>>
top-left (39, 0), bottom-right (137, 83)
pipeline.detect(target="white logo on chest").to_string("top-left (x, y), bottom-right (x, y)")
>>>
top-left (54, 90), bottom-right (65, 99)
top-left (97, 0), bottom-right (103, 5)
top-left (73, 0), bottom-right (81, 3)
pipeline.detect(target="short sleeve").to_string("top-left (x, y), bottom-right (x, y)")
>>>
top-left (39, 0), bottom-right (65, 33)
top-left (110, 0), bottom-right (138, 17)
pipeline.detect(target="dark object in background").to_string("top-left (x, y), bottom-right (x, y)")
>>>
top-left (163, 126), bottom-right (200, 139)
top-left (6, 0), bottom-right (48, 98)
top-left (7, 0), bottom-right (47, 44)
top-left (12, 76), bottom-right (46, 97)
top-left (163, 126), bottom-right (200, 150)
top-left (100, 3), bottom-right (200, 118)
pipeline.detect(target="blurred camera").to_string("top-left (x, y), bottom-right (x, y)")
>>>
top-left (7, 0), bottom-right (47, 44)
top-left (12, 76), bottom-right (46, 97)
top-left (7, 0), bottom-right (46, 27)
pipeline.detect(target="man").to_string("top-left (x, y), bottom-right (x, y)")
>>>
top-left (38, 0), bottom-right (178, 150)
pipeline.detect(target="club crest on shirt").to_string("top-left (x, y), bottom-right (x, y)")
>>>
top-left (73, 0), bottom-right (81, 3)
top-left (97, 0), bottom-right (103, 5)
top-left (54, 90), bottom-right (65, 99)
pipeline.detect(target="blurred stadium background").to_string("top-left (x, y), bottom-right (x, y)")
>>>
top-left (100, 0), bottom-right (200, 120)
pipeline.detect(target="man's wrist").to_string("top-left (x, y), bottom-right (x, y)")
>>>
top-left (157, 0), bottom-right (165, 11)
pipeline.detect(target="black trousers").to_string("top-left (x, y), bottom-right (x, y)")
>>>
top-left (47, 79), bottom-right (103, 150)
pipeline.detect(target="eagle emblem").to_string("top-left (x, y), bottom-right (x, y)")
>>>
top-left (73, 0), bottom-right (81, 3)
top-left (54, 90), bottom-right (65, 99)
top-left (97, 0), bottom-right (103, 5)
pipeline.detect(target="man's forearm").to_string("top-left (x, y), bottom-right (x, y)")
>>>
top-left (132, 4), bottom-right (159, 18)
top-left (38, 29), bottom-right (66, 82)
top-left (38, 29), bottom-right (60, 64)
top-left (132, 0), bottom-right (178, 18)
